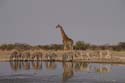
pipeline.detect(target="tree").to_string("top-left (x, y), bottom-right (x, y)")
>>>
top-left (74, 41), bottom-right (90, 50)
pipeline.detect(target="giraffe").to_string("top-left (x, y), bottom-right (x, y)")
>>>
top-left (56, 24), bottom-right (74, 50)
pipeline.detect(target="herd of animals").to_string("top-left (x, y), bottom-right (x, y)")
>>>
top-left (10, 24), bottom-right (111, 61)
top-left (9, 24), bottom-right (112, 81)
top-left (10, 50), bottom-right (111, 61)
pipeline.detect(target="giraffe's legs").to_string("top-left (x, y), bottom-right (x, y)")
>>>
top-left (64, 43), bottom-right (73, 50)
top-left (68, 43), bottom-right (73, 50)
top-left (70, 44), bottom-right (73, 50)
top-left (64, 44), bottom-right (67, 50)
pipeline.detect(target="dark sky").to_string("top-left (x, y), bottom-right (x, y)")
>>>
top-left (0, 0), bottom-right (125, 45)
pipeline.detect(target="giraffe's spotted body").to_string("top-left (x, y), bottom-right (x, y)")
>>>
top-left (56, 24), bottom-right (74, 50)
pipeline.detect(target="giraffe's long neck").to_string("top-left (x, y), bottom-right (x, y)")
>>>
top-left (59, 26), bottom-right (68, 40)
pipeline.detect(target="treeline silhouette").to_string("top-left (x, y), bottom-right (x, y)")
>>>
top-left (0, 41), bottom-right (125, 51)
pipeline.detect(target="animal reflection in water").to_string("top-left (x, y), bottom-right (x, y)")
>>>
top-left (32, 61), bottom-right (42, 71)
top-left (62, 62), bottom-right (111, 81)
top-left (9, 61), bottom-right (111, 81)
top-left (10, 61), bottom-right (42, 71)
top-left (45, 62), bottom-right (57, 70)
top-left (62, 62), bottom-right (74, 81)
top-left (90, 64), bottom-right (111, 73)
top-left (62, 62), bottom-right (92, 81)
top-left (10, 61), bottom-right (22, 71)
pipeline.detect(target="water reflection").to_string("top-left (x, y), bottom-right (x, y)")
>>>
top-left (9, 61), bottom-right (112, 81)
top-left (10, 61), bottom-right (22, 71)
top-left (45, 62), bottom-right (57, 70)
top-left (74, 62), bottom-right (89, 72)
top-left (89, 63), bottom-right (111, 73)
top-left (63, 62), bottom-right (74, 81)
top-left (32, 61), bottom-right (42, 71)
top-left (10, 61), bottom-right (42, 72)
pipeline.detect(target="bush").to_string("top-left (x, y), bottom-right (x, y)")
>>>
top-left (0, 44), bottom-right (15, 50)
top-left (74, 41), bottom-right (90, 50)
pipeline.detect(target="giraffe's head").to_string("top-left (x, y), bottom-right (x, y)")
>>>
top-left (56, 24), bottom-right (62, 29)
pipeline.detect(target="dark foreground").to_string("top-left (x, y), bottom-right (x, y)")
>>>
top-left (0, 61), bottom-right (125, 83)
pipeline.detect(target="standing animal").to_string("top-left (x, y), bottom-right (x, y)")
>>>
top-left (56, 24), bottom-right (74, 50)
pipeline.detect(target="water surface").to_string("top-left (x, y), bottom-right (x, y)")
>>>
top-left (0, 61), bottom-right (125, 83)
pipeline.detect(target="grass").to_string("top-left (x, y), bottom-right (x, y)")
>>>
top-left (112, 50), bottom-right (125, 56)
